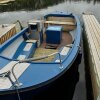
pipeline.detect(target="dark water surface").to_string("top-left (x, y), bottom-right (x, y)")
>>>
top-left (0, 0), bottom-right (100, 100)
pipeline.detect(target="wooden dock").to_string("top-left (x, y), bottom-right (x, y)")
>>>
top-left (83, 14), bottom-right (100, 100)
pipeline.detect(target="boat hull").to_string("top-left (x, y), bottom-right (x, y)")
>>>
top-left (0, 53), bottom-right (82, 100)
top-left (0, 12), bottom-right (82, 100)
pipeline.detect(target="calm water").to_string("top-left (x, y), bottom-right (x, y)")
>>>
top-left (0, 0), bottom-right (100, 25)
top-left (0, 1), bottom-right (99, 100)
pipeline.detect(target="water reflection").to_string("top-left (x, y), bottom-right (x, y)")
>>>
top-left (68, 0), bottom-right (100, 4)
top-left (0, 0), bottom-right (64, 12)
top-left (84, 0), bottom-right (100, 4)
top-left (0, 0), bottom-right (100, 12)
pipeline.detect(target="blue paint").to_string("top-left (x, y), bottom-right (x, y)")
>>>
top-left (40, 30), bottom-right (43, 43)
top-left (12, 41), bottom-right (37, 59)
top-left (0, 12), bottom-right (81, 93)
top-left (0, 28), bottom-right (28, 53)
top-left (46, 26), bottom-right (62, 44)
top-left (0, 57), bottom-right (10, 69)
top-left (44, 12), bottom-right (74, 19)
top-left (47, 26), bottom-right (62, 31)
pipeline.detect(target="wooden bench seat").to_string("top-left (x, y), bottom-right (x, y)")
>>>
top-left (44, 21), bottom-right (75, 26)
top-left (44, 21), bottom-right (76, 31)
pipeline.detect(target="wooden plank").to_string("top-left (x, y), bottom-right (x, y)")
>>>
top-left (90, 15), bottom-right (100, 40)
top-left (0, 24), bottom-right (15, 38)
top-left (44, 21), bottom-right (75, 25)
top-left (47, 16), bottom-right (75, 22)
top-left (0, 24), bottom-right (16, 44)
top-left (87, 15), bottom-right (100, 58)
top-left (83, 15), bottom-right (100, 78)
top-left (83, 14), bottom-right (100, 100)
top-left (91, 15), bottom-right (100, 38)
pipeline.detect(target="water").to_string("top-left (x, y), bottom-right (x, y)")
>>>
top-left (0, 0), bottom-right (100, 25)
top-left (0, 0), bottom-right (100, 100)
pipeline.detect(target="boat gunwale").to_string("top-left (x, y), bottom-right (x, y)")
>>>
top-left (0, 13), bottom-right (81, 93)
top-left (0, 27), bottom-right (28, 52)
top-left (0, 13), bottom-right (81, 64)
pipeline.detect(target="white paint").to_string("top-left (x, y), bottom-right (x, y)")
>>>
top-left (26, 39), bottom-right (37, 43)
top-left (17, 55), bottom-right (26, 60)
top-left (60, 47), bottom-right (70, 56)
top-left (0, 61), bottom-right (30, 89)
top-left (23, 43), bottom-right (32, 51)
top-left (70, 30), bottom-right (76, 42)
top-left (1, 36), bottom-right (24, 58)
top-left (55, 59), bottom-right (62, 62)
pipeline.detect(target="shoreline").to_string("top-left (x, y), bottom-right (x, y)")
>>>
top-left (0, 0), bottom-right (15, 4)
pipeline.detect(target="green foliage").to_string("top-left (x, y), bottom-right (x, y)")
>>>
top-left (0, 0), bottom-right (64, 12)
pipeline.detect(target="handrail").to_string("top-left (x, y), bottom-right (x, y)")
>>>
top-left (0, 69), bottom-right (21, 87)
top-left (19, 52), bottom-right (63, 69)
top-left (0, 71), bottom-right (10, 78)
top-left (47, 52), bottom-right (63, 69)
top-left (11, 52), bottom-right (63, 86)
top-left (0, 62), bottom-right (22, 87)
top-left (11, 61), bottom-right (22, 87)
top-left (0, 52), bottom-right (63, 88)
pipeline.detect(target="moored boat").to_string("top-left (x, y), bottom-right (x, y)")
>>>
top-left (0, 12), bottom-right (82, 100)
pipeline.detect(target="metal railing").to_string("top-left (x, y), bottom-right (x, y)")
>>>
top-left (0, 52), bottom-right (63, 88)
top-left (19, 52), bottom-right (63, 69)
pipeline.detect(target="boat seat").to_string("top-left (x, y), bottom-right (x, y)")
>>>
top-left (54, 44), bottom-right (72, 62)
top-left (12, 39), bottom-right (37, 60)
top-left (44, 21), bottom-right (75, 26)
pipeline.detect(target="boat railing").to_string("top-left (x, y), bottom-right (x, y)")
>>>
top-left (11, 62), bottom-right (23, 87)
top-left (12, 52), bottom-right (63, 86)
top-left (0, 52), bottom-right (63, 88)
top-left (19, 52), bottom-right (63, 69)
top-left (0, 62), bottom-right (22, 88)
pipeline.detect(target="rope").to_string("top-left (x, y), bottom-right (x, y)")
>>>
top-left (15, 86), bottom-right (21, 100)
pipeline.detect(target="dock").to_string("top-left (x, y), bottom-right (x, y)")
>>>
top-left (0, 0), bottom-right (15, 4)
top-left (83, 14), bottom-right (100, 100)
top-left (0, 24), bottom-right (16, 44)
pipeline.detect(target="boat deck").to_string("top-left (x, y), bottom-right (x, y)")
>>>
top-left (83, 14), bottom-right (100, 99)
top-left (41, 31), bottom-right (72, 49)
top-left (33, 31), bottom-right (72, 62)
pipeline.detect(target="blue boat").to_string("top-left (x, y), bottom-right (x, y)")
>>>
top-left (0, 12), bottom-right (81, 100)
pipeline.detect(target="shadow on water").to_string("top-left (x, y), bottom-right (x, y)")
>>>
top-left (0, 0), bottom-right (100, 12)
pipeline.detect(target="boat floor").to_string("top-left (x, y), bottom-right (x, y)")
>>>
top-left (41, 31), bottom-right (72, 49)
top-left (33, 32), bottom-right (72, 62)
